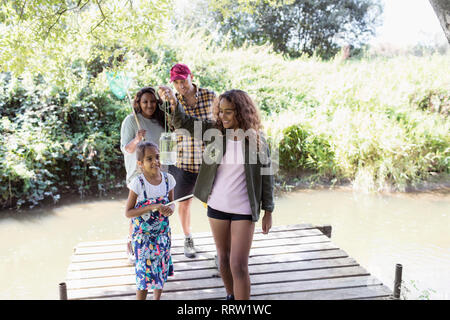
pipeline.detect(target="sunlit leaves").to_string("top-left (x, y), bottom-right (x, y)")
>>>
top-left (0, 0), bottom-right (172, 76)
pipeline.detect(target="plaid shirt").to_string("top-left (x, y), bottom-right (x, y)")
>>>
top-left (174, 85), bottom-right (216, 173)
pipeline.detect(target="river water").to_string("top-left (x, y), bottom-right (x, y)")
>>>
top-left (0, 188), bottom-right (449, 300)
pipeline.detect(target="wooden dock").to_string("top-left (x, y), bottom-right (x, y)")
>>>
top-left (63, 224), bottom-right (394, 300)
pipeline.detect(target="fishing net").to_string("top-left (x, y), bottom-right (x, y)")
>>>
top-left (106, 71), bottom-right (142, 131)
top-left (106, 71), bottom-right (132, 100)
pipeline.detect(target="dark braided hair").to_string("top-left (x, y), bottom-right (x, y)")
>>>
top-left (136, 141), bottom-right (159, 162)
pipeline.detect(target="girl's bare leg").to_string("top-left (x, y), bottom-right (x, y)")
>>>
top-left (127, 222), bottom-right (133, 254)
top-left (230, 220), bottom-right (255, 300)
top-left (136, 290), bottom-right (148, 300)
top-left (208, 217), bottom-right (233, 296)
top-left (153, 289), bottom-right (162, 300)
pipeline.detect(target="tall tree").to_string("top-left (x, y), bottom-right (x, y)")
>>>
top-left (429, 0), bottom-right (450, 43)
top-left (211, 0), bottom-right (382, 59)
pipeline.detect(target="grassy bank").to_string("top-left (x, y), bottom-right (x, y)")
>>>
top-left (171, 35), bottom-right (449, 193)
top-left (259, 54), bottom-right (450, 192)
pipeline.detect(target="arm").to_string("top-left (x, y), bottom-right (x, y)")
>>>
top-left (158, 86), bottom-right (216, 137)
top-left (124, 130), bottom-right (146, 153)
top-left (124, 189), bottom-right (164, 218)
top-left (172, 101), bottom-right (217, 136)
top-left (260, 135), bottom-right (274, 234)
top-left (120, 115), bottom-right (146, 154)
top-left (159, 189), bottom-right (175, 217)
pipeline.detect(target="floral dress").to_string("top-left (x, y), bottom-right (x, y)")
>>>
top-left (131, 173), bottom-right (174, 290)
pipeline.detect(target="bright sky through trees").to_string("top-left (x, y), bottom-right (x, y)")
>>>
top-left (371, 0), bottom-right (447, 46)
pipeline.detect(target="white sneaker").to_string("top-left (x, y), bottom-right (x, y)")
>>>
top-left (184, 237), bottom-right (197, 258)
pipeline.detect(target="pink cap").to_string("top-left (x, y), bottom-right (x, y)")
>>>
top-left (170, 63), bottom-right (191, 82)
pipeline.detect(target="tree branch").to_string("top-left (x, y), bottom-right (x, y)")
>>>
top-left (96, 0), bottom-right (106, 20)
top-left (19, 0), bottom-right (27, 20)
top-left (44, 5), bottom-right (69, 39)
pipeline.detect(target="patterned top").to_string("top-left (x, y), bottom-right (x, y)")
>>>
top-left (174, 84), bottom-right (216, 173)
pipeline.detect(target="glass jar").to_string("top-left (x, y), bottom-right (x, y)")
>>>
top-left (159, 132), bottom-right (177, 165)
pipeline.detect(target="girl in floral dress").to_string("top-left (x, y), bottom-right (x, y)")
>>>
top-left (125, 141), bottom-right (176, 300)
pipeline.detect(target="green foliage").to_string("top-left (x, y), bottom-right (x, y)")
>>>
top-left (208, 0), bottom-right (382, 59)
top-left (0, 34), bottom-right (183, 209)
top-left (409, 88), bottom-right (449, 116)
top-left (0, 9), bottom-right (449, 208)
top-left (0, 71), bottom-right (127, 208)
top-left (259, 51), bottom-right (450, 192)
top-left (402, 280), bottom-right (437, 300)
top-left (0, 0), bottom-right (172, 75)
top-left (279, 124), bottom-right (335, 177)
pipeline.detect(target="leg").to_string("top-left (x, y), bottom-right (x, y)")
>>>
top-left (230, 219), bottom-right (255, 300)
top-left (127, 222), bottom-right (136, 264)
top-left (153, 289), bottom-right (162, 300)
top-left (136, 290), bottom-right (148, 300)
top-left (179, 198), bottom-right (198, 258)
top-left (169, 165), bottom-right (198, 258)
top-left (208, 217), bottom-right (234, 296)
top-left (178, 198), bottom-right (193, 236)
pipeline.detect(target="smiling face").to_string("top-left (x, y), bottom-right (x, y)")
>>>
top-left (137, 146), bottom-right (161, 175)
top-left (219, 98), bottom-right (238, 130)
top-left (172, 74), bottom-right (194, 97)
top-left (139, 92), bottom-right (157, 119)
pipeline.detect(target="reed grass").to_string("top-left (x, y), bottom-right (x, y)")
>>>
top-left (164, 31), bottom-right (450, 192)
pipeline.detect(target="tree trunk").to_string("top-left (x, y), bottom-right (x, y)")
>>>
top-left (429, 0), bottom-right (450, 43)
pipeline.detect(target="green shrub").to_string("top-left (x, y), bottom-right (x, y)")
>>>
top-left (1, 32), bottom-right (449, 208)
top-left (0, 72), bottom-right (127, 209)
top-left (279, 124), bottom-right (336, 177)
top-left (409, 88), bottom-right (449, 116)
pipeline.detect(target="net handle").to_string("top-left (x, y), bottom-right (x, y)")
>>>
top-left (126, 90), bottom-right (143, 134)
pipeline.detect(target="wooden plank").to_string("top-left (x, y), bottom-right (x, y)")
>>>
top-left (73, 228), bottom-right (326, 254)
top-left (252, 285), bottom-right (393, 300)
top-left (68, 259), bottom-right (132, 271)
top-left (69, 285), bottom-right (136, 300)
top-left (70, 242), bottom-right (338, 263)
top-left (161, 275), bottom-right (386, 300)
top-left (74, 235), bottom-right (330, 256)
top-left (67, 257), bottom-right (358, 283)
top-left (67, 265), bottom-right (370, 300)
top-left (83, 275), bottom-right (385, 300)
top-left (171, 236), bottom-right (330, 255)
top-left (75, 223), bottom-right (316, 247)
top-left (68, 248), bottom-right (349, 272)
top-left (64, 224), bottom-right (393, 300)
top-left (356, 296), bottom-right (391, 300)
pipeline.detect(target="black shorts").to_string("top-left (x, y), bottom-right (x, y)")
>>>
top-left (168, 165), bottom-right (198, 201)
top-left (207, 206), bottom-right (253, 221)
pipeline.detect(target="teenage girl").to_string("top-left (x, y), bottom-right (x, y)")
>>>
top-left (125, 141), bottom-right (176, 300)
top-left (158, 87), bottom-right (274, 300)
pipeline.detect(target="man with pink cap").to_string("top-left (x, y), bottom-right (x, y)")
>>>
top-left (159, 63), bottom-right (216, 258)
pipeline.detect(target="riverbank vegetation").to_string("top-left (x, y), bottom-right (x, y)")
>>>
top-left (1, 1), bottom-right (449, 209)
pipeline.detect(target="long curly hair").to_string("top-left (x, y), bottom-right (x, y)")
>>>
top-left (213, 90), bottom-right (261, 131)
top-left (133, 86), bottom-right (167, 128)
top-left (213, 89), bottom-right (263, 146)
